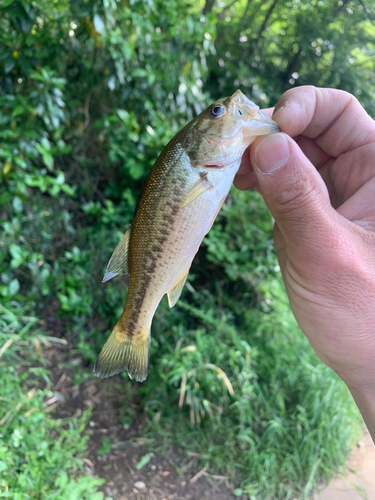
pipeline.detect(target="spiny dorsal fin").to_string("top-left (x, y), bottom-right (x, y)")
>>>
top-left (167, 266), bottom-right (190, 307)
top-left (102, 226), bottom-right (131, 283)
top-left (182, 173), bottom-right (212, 208)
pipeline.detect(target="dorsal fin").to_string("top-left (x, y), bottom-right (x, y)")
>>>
top-left (102, 226), bottom-right (131, 282)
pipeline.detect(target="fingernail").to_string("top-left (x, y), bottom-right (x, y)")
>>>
top-left (272, 104), bottom-right (285, 120)
top-left (253, 133), bottom-right (290, 174)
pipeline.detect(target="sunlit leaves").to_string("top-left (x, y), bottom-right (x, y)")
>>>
top-left (207, 0), bottom-right (375, 111)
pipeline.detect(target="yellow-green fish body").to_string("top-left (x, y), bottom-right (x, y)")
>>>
top-left (94, 90), bottom-right (279, 381)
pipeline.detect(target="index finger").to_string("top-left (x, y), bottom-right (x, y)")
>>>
top-left (273, 86), bottom-right (375, 157)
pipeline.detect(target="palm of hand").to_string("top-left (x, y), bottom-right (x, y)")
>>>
top-left (236, 87), bottom-right (375, 384)
top-left (275, 88), bottom-right (375, 381)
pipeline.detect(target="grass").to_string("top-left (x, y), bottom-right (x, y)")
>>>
top-left (0, 303), bottom-right (108, 500)
top-left (0, 183), bottom-right (363, 499)
top-left (135, 277), bottom-right (363, 499)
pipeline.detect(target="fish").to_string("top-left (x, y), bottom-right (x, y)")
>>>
top-left (93, 90), bottom-right (279, 382)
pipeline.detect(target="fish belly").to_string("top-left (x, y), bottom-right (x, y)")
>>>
top-left (94, 155), bottom-right (239, 382)
top-left (127, 160), bottom-right (240, 323)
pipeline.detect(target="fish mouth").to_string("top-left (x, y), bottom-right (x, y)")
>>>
top-left (231, 89), bottom-right (256, 107)
top-left (246, 111), bottom-right (280, 136)
top-left (231, 90), bottom-right (280, 136)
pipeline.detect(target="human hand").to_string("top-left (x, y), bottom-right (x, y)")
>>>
top-left (234, 86), bottom-right (375, 434)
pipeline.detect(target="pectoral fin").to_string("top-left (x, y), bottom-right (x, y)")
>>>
top-left (182, 173), bottom-right (212, 208)
top-left (102, 226), bottom-right (131, 283)
top-left (167, 266), bottom-right (190, 307)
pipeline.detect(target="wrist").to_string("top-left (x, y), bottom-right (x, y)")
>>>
top-left (332, 362), bottom-right (375, 395)
top-left (345, 380), bottom-right (375, 442)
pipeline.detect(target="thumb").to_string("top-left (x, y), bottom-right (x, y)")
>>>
top-left (251, 132), bottom-right (336, 254)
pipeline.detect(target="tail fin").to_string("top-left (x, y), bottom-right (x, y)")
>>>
top-left (93, 327), bottom-right (150, 382)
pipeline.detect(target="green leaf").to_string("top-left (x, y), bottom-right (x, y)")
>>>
top-left (41, 137), bottom-right (51, 150)
top-left (4, 58), bottom-right (15, 74)
top-left (8, 279), bottom-right (20, 296)
top-left (135, 452), bottom-right (154, 470)
top-left (93, 14), bottom-right (106, 35)
top-left (13, 196), bottom-right (23, 212)
top-left (1, 0), bottom-right (15, 7)
top-left (9, 244), bottom-right (27, 268)
top-left (0, 192), bottom-right (12, 205)
top-left (12, 105), bottom-right (25, 117)
top-left (42, 152), bottom-right (54, 171)
top-left (98, 437), bottom-right (112, 455)
top-left (56, 172), bottom-right (65, 185)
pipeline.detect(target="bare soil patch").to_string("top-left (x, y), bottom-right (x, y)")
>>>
top-left (46, 340), bottom-right (237, 500)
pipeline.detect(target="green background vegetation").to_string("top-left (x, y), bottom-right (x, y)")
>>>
top-left (1, 0), bottom-right (374, 498)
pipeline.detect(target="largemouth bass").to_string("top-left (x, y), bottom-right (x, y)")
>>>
top-left (94, 90), bottom-right (279, 382)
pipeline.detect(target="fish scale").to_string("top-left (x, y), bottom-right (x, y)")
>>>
top-left (93, 90), bottom-right (279, 382)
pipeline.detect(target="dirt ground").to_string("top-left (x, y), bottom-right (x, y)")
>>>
top-left (45, 340), bottom-right (374, 500)
top-left (48, 342), bottom-right (236, 500)
top-left (313, 431), bottom-right (375, 500)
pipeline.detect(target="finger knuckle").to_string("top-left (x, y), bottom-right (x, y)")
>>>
top-left (274, 174), bottom-right (319, 215)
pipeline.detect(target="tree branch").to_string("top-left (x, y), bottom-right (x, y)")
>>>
top-left (336, 0), bottom-right (350, 13)
top-left (254, 0), bottom-right (280, 46)
top-left (203, 0), bottom-right (216, 15)
top-left (357, 0), bottom-right (375, 24)
top-left (218, 0), bottom-right (240, 19)
top-left (240, 0), bottom-right (253, 24)
top-left (284, 46), bottom-right (302, 85)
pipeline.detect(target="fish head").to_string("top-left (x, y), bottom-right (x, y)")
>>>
top-left (184, 89), bottom-right (279, 169)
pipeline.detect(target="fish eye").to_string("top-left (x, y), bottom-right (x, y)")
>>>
top-left (210, 104), bottom-right (225, 118)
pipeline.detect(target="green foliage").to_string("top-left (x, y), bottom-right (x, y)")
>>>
top-left (0, 311), bottom-right (108, 499)
top-left (138, 271), bottom-right (361, 499)
top-left (0, 0), bottom-right (371, 498)
top-left (98, 437), bottom-right (112, 455)
top-left (135, 453), bottom-right (154, 470)
top-left (205, 189), bottom-right (278, 282)
top-left (206, 0), bottom-right (375, 113)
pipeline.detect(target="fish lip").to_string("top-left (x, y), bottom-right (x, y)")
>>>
top-left (231, 90), bottom-right (280, 133)
top-left (236, 106), bottom-right (280, 136)
top-left (237, 105), bottom-right (280, 136)
top-left (245, 115), bottom-right (280, 136)
top-left (230, 90), bottom-right (280, 135)
top-left (231, 91), bottom-right (260, 117)
top-left (251, 110), bottom-right (280, 133)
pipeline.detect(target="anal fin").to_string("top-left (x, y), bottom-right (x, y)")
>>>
top-left (206, 195), bottom-right (226, 234)
top-left (167, 266), bottom-right (190, 307)
top-left (102, 226), bottom-right (131, 283)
